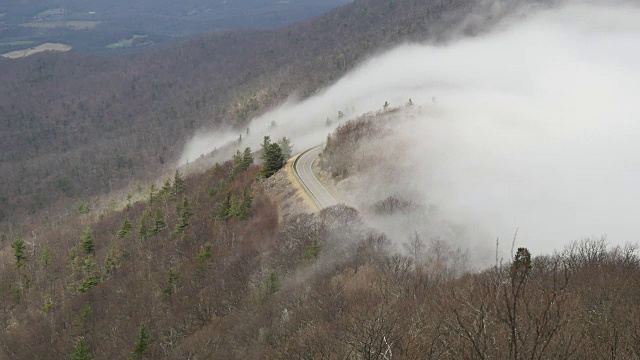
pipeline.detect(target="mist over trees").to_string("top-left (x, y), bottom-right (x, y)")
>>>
top-left (0, 0), bottom-right (531, 230)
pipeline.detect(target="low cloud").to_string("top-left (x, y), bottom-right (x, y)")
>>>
top-left (180, 1), bottom-right (640, 262)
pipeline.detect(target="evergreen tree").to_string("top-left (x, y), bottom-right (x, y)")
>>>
top-left (11, 238), bottom-right (27, 268)
top-left (163, 269), bottom-right (179, 295)
top-left (195, 244), bottom-right (213, 272)
top-left (117, 217), bottom-right (132, 238)
top-left (137, 210), bottom-right (149, 241)
top-left (260, 271), bottom-right (280, 300)
top-left (150, 209), bottom-right (166, 236)
top-left (126, 194), bottom-right (133, 211)
top-left (210, 162), bottom-right (222, 178)
top-left (77, 255), bottom-right (98, 293)
top-left (38, 244), bottom-right (51, 269)
top-left (181, 196), bottom-right (194, 218)
top-left (218, 192), bottom-right (232, 220)
top-left (239, 187), bottom-right (253, 220)
top-left (227, 194), bottom-right (240, 219)
top-left (260, 142), bottom-right (285, 178)
top-left (148, 184), bottom-right (157, 205)
top-left (278, 137), bottom-right (293, 159)
top-left (70, 337), bottom-right (93, 360)
top-left (325, 134), bottom-right (332, 154)
top-left (173, 170), bottom-right (186, 196)
top-left (41, 293), bottom-right (53, 313)
top-left (383, 101), bottom-right (390, 109)
top-left (80, 227), bottom-right (95, 255)
top-left (242, 147), bottom-right (254, 170)
top-left (102, 247), bottom-right (117, 281)
top-left (160, 178), bottom-right (173, 201)
top-left (174, 197), bottom-right (193, 234)
top-left (230, 150), bottom-right (243, 179)
top-left (129, 323), bottom-right (149, 360)
top-left (260, 136), bottom-right (271, 161)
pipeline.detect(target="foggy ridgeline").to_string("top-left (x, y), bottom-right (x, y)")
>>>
top-left (0, 0), bottom-right (539, 227)
top-left (1, 113), bottom-right (640, 358)
top-left (3, 0), bottom-right (640, 358)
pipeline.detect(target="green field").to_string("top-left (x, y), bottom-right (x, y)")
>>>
top-left (106, 35), bottom-right (149, 49)
top-left (34, 8), bottom-right (66, 19)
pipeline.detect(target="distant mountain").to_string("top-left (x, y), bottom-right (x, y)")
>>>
top-left (0, 0), bottom-right (352, 54)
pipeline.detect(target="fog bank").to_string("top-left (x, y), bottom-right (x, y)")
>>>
top-left (181, 1), bottom-right (640, 259)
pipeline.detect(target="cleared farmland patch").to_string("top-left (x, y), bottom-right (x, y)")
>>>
top-left (19, 21), bottom-right (98, 29)
top-left (2, 43), bottom-right (71, 58)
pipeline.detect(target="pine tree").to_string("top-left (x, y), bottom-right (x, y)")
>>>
top-left (242, 147), bottom-right (254, 170)
top-left (11, 238), bottom-right (27, 268)
top-left (137, 210), bottom-right (149, 241)
top-left (174, 197), bottom-right (193, 234)
top-left (150, 209), bottom-right (166, 236)
top-left (260, 271), bottom-right (280, 300)
top-left (173, 170), bottom-right (186, 196)
top-left (126, 194), bottom-right (133, 211)
top-left (80, 227), bottom-right (95, 255)
top-left (230, 150), bottom-right (243, 179)
top-left (148, 184), bottom-right (157, 205)
top-left (383, 101), bottom-right (390, 109)
top-left (102, 247), bottom-right (117, 281)
top-left (41, 293), bottom-right (53, 313)
top-left (278, 137), bottom-right (293, 159)
top-left (38, 244), bottom-right (51, 269)
top-left (160, 178), bottom-right (173, 201)
top-left (260, 142), bottom-right (285, 178)
top-left (163, 269), bottom-right (179, 295)
top-left (227, 193), bottom-right (240, 219)
top-left (130, 323), bottom-right (149, 360)
top-left (325, 134), bottom-right (332, 153)
top-left (210, 162), bottom-right (222, 178)
top-left (195, 244), bottom-right (213, 272)
top-left (260, 136), bottom-right (271, 161)
top-left (117, 217), bottom-right (132, 238)
top-left (239, 187), bottom-right (253, 220)
top-left (181, 196), bottom-right (193, 218)
top-left (70, 337), bottom-right (93, 360)
top-left (77, 255), bottom-right (98, 293)
top-left (218, 192), bottom-right (232, 220)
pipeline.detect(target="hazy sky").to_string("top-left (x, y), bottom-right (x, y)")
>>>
top-left (181, 1), bottom-right (640, 259)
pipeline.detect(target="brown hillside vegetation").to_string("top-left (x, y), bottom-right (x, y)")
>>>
top-left (1, 148), bottom-right (640, 358)
top-left (0, 0), bottom-right (543, 227)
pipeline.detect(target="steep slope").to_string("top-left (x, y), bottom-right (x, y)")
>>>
top-left (0, 0), bottom-right (543, 227)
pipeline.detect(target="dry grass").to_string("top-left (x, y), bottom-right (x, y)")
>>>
top-left (2, 43), bottom-right (71, 59)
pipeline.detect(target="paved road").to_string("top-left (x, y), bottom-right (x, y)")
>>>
top-left (294, 145), bottom-right (338, 209)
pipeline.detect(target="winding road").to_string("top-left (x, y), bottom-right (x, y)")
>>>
top-left (294, 145), bottom-right (338, 209)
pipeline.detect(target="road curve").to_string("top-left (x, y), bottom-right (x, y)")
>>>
top-left (294, 145), bottom-right (338, 209)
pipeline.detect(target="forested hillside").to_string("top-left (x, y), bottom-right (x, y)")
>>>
top-left (0, 0), bottom-right (541, 229)
top-left (2, 125), bottom-right (640, 359)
